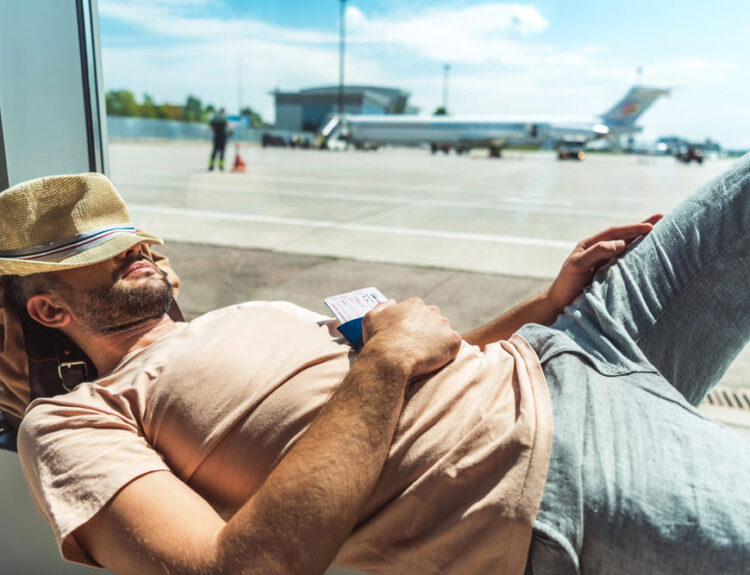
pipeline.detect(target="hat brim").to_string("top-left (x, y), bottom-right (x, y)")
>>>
top-left (0, 230), bottom-right (163, 276)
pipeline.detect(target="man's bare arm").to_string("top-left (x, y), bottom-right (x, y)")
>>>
top-left (463, 217), bottom-right (661, 349)
top-left (75, 298), bottom-right (461, 575)
top-left (462, 292), bottom-right (561, 349)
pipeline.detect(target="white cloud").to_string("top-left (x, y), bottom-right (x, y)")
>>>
top-left (100, 0), bottom-right (347, 118)
top-left (103, 40), bottom-right (342, 114)
top-left (100, 0), bottom-right (334, 44)
top-left (98, 0), bottom-right (749, 146)
top-left (346, 3), bottom-right (551, 65)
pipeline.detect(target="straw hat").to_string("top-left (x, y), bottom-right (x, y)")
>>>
top-left (0, 173), bottom-right (162, 276)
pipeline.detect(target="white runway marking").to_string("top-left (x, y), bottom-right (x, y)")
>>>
top-left (119, 169), bottom-right (651, 205)
top-left (186, 180), bottom-right (646, 219)
top-left (129, 203), bottom-right (576, 249)
top-left (118, 176), bottom-right (647, 220)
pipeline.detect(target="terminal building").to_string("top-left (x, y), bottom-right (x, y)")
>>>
top-left (272, 86), bottom-right (417, 132)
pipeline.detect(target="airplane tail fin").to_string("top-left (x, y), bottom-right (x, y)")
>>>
top-left (602, 85), bottom-right (670, 129)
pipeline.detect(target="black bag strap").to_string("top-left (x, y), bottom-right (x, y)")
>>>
top-left (22, 300), bottom-right (184, 399)
top-left (0, 300), bottom-right (185, 453)
top-left (167, 300), bottom-right (185, 323)
top-left (21, 311), bottom-right (98, 401)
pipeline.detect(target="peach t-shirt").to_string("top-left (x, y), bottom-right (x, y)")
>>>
top-left (18, 301), bottom-right (551, 574)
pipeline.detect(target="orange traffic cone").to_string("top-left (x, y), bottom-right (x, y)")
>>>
top-left (232, 142), bottom-right (247, 172)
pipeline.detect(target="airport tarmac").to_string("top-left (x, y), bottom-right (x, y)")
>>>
top-left (110, 142), bottom-right (735, 279)
top-left (109, 141), bottom-right (749, 403)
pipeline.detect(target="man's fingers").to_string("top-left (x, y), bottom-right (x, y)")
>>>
top-left (577, 239), bottom-right (627, 270)
top-left (580, 221), bottom-right (657, 249)
top-left (581, 214), bottom-right (663, 248)
top-left (360, 296), bottom-right (462, 378)
top-left (642, 213), bottom-right (663, 225)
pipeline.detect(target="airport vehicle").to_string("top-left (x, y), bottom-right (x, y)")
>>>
top-left (675, 145), bottom-right (704, 164)
top-left (321, 85), bottom-right (670, 160)
top-left (261, 132), bottom-right (313, 149)
top-left (261, 133), bottom-right (287, 147)
top-left (557, 141), bottom-right (586, 161)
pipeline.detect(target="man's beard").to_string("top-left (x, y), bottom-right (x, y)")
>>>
top-left (60, 265), bottom-right (174, 335)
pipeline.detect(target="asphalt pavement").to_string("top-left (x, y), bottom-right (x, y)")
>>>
top-left (108, 142), bottom-right (748, 406)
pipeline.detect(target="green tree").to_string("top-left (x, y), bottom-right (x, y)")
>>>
top-left (183, 95), bottom-right (203, 122)
top-left (140, 93), bottom-right (163, 119)
top-left (202, 104), bottom-right (217, 122)
top-left (240, 106), bottom-right (264, 127)
top-left (433, 106), bottom-right (447, 116)
top-left (106, 90), bottom-right (139, 117)
top-left (103, 90), bottom-right (267, 126)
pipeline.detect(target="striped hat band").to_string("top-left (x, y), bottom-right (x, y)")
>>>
top-left (0, 173), bottom-right (162, 276)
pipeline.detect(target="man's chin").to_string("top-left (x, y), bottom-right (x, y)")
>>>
top-left (77, 274), bottom-right (175, 335)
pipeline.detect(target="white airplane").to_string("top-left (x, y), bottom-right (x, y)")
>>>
top-left (321, 85), bottom-right (670, 159)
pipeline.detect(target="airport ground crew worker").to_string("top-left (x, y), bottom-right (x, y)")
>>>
top-left (1, 159), bottom-right (749, 574)
top-left (208, 107), bottom-right (231, 171)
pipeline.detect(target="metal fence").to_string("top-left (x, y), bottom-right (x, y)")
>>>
top-left (107, 116), bottom-right (300, 143)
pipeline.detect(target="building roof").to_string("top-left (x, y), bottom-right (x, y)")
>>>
top-left (298, 85), bottom-right (409, 98)
top-left (272, 86), bottom-right (411, 113)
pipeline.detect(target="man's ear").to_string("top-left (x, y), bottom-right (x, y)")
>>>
top-left (26, 293), bottom-right (72, 329)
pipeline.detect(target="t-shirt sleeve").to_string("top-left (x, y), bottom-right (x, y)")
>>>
top-left (17, 392), bottom-right (171, 566)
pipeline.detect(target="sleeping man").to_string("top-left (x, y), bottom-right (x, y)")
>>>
top-left (1, 162), bottom-right (749, 574)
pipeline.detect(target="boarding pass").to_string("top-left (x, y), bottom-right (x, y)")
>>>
top-left (324, 287), bottom-right (388, 323)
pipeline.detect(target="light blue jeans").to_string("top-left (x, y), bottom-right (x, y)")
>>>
top-left (519, 153), bottom-right (750, 574)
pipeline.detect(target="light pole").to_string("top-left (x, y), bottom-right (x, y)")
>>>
top-left (238, 58), bottom-right (243, 114)
top-left (442, 63), bottom-right (450, 113)
top-left (338, 0), bottom-right (348, 115)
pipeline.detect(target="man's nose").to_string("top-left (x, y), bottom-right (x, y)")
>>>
top-left (117, 243), bottom-right (145, 261)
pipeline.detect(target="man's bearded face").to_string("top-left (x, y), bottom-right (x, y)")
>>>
top-left (54, 251), bottom-right (174, 335)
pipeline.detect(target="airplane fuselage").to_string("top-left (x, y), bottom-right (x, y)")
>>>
top-left (342, 115), bottom-right (609, 149)
top-left (321, 85), bottom-right (669, 156)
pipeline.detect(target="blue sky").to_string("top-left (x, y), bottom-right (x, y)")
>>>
top-left (99, 0), bottom-right (749, 148)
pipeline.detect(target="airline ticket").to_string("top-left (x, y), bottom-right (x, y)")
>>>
top-left (324, 287), bottom-right (387, 324)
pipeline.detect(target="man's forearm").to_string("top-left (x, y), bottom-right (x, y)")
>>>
top-left (214, 344), bottom-right (410, 575)
top-left (462, 291), bottom-right (562, 349)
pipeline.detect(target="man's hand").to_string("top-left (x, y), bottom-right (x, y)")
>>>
top-left (362, 298), bottom-right (462, 379)
top-left (546, 214), bottom-right (662, 311)
top-left (463, 214), bottom-right (662, 349)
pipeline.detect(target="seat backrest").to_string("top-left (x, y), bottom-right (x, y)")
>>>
top-left (0, 412), bottom-right (19, 452)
